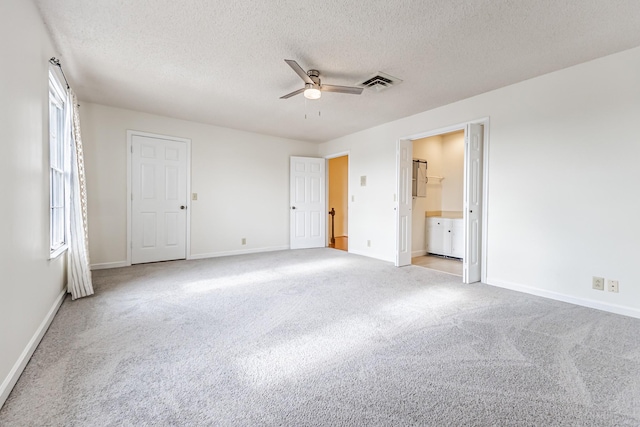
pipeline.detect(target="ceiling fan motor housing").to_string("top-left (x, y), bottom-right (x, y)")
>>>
top-left (307, 69), bottom-right (320, 85)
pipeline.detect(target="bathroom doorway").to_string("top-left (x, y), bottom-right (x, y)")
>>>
top-left (396, 121), bottom-right (487, 284)
top-left (411, 130), bottom-right (464, 276)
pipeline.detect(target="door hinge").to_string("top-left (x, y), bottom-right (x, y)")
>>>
top-left (131, 145), bottom-right (133, 153)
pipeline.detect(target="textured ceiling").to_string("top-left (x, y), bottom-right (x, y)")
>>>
top-left (34, 0), bottom-right (640, 143)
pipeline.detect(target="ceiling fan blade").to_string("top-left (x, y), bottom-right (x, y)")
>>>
top-left (280, 87), bottom-right (305, 99)
top-left (320, 84), bottom-right (364, 95)
top-left (284, 59), bottom-right (314, 84)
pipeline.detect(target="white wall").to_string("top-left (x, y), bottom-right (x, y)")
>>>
top-left (319, 46), bottom-right (640, 318)
top-left (411, 136), bottom-right (441, 254)
top-left (413, 135), bottom-right (443, 212)
top-left (0, 0), bottom-right (67, 407)
top-left (81, 103), bottom-right (318, 266)
top-left (320, 132), bottom-right (398, 260)
top-left (441, 131), bottom-right (464, 212)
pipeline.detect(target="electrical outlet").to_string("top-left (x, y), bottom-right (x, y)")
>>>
top-left (592, 276), bottom-right (604, 291)
top-left (607, 279), bottom-right (619, 293)
top-left (241, 238), bottom-right (246, 245)
top-left (367, 240), bottom-right (371, 247)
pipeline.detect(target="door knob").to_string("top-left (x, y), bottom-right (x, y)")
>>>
top-left (180, 205), bottom-right (186, 210)
top-left (291, 206), bottom-right (296, 210)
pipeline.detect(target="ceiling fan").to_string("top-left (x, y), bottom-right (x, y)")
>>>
top-left (280, 59), bottom-right (363, 100)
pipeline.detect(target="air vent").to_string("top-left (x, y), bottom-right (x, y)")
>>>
top-left (357, 72), bottom-right (402, 92)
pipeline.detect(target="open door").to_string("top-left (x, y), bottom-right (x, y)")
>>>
top-left (463, 124), bottom-right (483, 283)
top-left (396, 139), bottom-right (412, 266)
top-left (290, 156), bottom-right (326, 249)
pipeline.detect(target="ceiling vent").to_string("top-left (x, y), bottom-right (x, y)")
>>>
top-left (357, 72), bottom-right (402, 92)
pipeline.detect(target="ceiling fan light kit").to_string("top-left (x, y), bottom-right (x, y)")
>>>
top-left (303, 83), bottom-right (321, 100)
top-left (281, 59), bottom-right (364, 100)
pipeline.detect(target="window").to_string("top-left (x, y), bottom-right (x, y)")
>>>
top-left (49, 70), bottom-right (69, 258)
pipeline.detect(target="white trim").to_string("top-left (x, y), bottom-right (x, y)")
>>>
top-left (401, 123), bottom-right (464, 141)
top-left (90, 261), bottom-right (130, 270)
top-left (480, 120), bottom-right (490, 284)
top-left (0, 289), bottom-right (66, 408)
top-left (49, 245), bottom-right (68, 260)
top-left (189, 245), bottom-right (289, 260)
top-left (48, 69), bottom-right (71, 258)
top-left (126, 132), bottom-right (132, 265)
top-left (397, 117), bottom-right (490, 283)
top-left (486, 278), bottom-right (640, 320)
top-left (127, 130), bottom-right (192, 265)
top-left (324, 150), bottom-right (350, 160)
top-left (185, 140), bottom-right (192, 260)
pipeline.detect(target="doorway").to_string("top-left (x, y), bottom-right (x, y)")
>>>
top-left (411, 130), bottom-right (464, 276)
top-left (327, 155), bottom-right (349, 251)
top-left (396, 121), bottom-right (488, 284)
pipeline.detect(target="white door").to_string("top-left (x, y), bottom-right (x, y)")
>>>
top-left (396, 139), bottom-right (412, 266)
top-left (131, 135), bottom-right (188, 264)
top-left (290, 156), bottom-right (326, 249)
top-left (463, 124), bottom-right (484, 283)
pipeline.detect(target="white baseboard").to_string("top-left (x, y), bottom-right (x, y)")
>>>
top-left (91, 261), bottom-right (130, 270)
top-left (412, 249), bottom-right (427, 257)
top-left (0, 289), bottom-right (66, 409)
top-left (486, 278), bottom-right (640, 319)
top-left (189, 245), bottom-right (289, 260)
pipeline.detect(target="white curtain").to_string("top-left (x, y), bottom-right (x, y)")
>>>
top-left (67, 89), bottom-right (94, 299)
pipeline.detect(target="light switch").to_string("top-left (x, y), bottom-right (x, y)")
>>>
top-left (192, 193), bottom-right (198, 201)
top-left (360, 176), bottom-right (367, 186)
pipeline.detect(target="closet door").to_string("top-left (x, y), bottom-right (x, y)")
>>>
top-left (396, 139), bottom-right (412, 266)
top-left (464, 123), bottom-right (484, 283)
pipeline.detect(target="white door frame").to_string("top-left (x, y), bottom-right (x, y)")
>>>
top-left (126, 130), bottom-right (192, 266)
top-left (324, 151), bottom-right (350, 249)
top-left (395, 118), bottom-right (490, 283)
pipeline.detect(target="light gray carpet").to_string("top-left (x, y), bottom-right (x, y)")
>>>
top-left (1, 249), bottom-right (639, 426)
